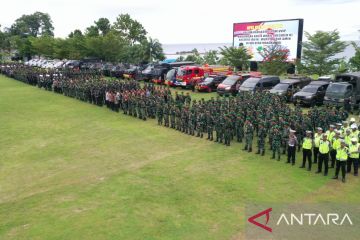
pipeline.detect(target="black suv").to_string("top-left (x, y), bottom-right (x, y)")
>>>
top-left (239, 75), bottom-right (280, 93)
top-left (293, 81), bottom-right (329, 106)
top-left (270, 77), bottom-right (311, 101)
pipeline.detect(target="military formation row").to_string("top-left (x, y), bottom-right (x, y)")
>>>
top-left (1, 64), bottom-right (357, 182)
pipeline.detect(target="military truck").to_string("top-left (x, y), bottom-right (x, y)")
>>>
top-left (324, 72), bottom-right (360, 107)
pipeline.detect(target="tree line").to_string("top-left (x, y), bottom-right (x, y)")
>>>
top-left (1, 13), bottom-right (360, 76)
top-left (0, 12), bottom-right (165, 64)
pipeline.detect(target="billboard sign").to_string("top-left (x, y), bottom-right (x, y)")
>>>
top-left (233, 19), bottom-right (304, 62)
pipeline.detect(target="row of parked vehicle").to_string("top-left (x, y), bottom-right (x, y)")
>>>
top-left (24, 58), bottom-right (360, 108)
top-left (155, 63), bottom-right (360, 108)
top-left (193, 71), bottom-right (360, 107)
top-left (24, 58), bottom-right (185, 82)
top-left (25, 59), bottom-right (82, 69)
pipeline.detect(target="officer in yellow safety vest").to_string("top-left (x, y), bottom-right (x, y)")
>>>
top-left (313, 127), bottom-right (323, 164)
top-left (350, 125), bottom-right (359, 142)
top-left (316, 134), bottom-right (330, 176)
top-left (300, 131), bottom-right (313, 171)
top-left (330, 131), bottom-right (341, 169)
top-left (326, 125), bottom-right (335, 143)
top-left (332, 139), bottom-right (349, 183)
top-left (341, 121), bottom-right (349, 134)
top-left (349, 117), bottom-right (356, 128)
top-left (344, 129), bottom-right (352, 146)
top-left (336, 123), bottom-right (343, 136)
top-left (347, 138), bottom-right (360, 176)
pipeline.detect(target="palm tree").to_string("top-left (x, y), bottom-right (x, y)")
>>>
top-left (146, 37), bottom-right (165, 62)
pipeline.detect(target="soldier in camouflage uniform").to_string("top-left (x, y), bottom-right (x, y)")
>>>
top-left (243, 119), bottom-right (254, 152)
top-left (196, 111), bottom-right (205, 138)
top-left (163, 104), bottom-right (169, 127)
top-left (175, 108), bottom-right (181, 131)
top-left (206, 111), bottom-right (214, 141)
top-left (235, 113), bottom-right (244, 143)
top-left (170, 105), bottom-right (176, 129)
top-left (257, 122), bottom-right (267, 156)
top-left (188, 110), bottom-right (195, 135)
top-left (272, 127), bottom-right (282, 161)
top-left (281, 122), bottom-right (290, 154)
top-left (181, 107), bottom-right (189, 133)
top-left (156, 101), bottom-right (163, 125)
top-left (224, 115), bottom-right (232, 146)
top-left (215, 114), bottom-right (224, 143)
top-left (139, 97), bottom-right (146, 120)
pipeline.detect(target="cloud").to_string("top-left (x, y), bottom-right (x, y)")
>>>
top-left (293, 0), bottom-right (358, 4)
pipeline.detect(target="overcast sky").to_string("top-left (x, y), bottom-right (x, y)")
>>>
top-left (1, 0), bottom-right (359, 44)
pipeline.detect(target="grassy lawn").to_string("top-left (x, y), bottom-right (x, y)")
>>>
top-left (0, 74), bottom-right (359, 240)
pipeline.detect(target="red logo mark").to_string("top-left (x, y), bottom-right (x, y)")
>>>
top-left (248, 208), bottom-right (272, 232)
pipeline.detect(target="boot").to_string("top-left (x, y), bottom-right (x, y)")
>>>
top-left (248, 147), bottom-right (252, 153)
top-left (261, 150), bottom-right (265, 156)
top-left (277, 156), bottom-right (280, 161)
top-left (256, 149), bottom-right (260, 154)
top-left (243, 145), bottom-right (248, 151)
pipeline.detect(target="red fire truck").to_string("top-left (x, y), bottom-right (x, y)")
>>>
top-left (169, 65), bottom-right (232, 88)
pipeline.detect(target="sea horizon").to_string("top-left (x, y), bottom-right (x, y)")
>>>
top-left (162, 41), bottom-right (359, 60)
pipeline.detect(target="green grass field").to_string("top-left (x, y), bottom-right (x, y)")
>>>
top-left (0, 74), bottom-right (359, 240)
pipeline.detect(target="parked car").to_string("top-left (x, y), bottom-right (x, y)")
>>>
top-left (53, 60), bottom-right (66, 69)
top-left (123, 65), bottom-right (142, 80)
top-left (89, 62), bottom-right (103, 70)
top-left (217, 74), bottom-right (251, 96)
top-left (102, 63), bottom-right (114, 77)
top-left (293, 81), bottom-right (329, 106)
top-left (110, 65), bottom-right (126, 78)
top-left (270, 77), bottom-right (311, 101)
top-left (195, 75), bottom-right (227, 92)
top-left (318, 75), bottom-right (333, 82)
top-left (239, 75), bottom-right (280, 93)
top-left (64, 60), bottom-right (81, 69)
top-left (140, 64), bottom-right (156, 81)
